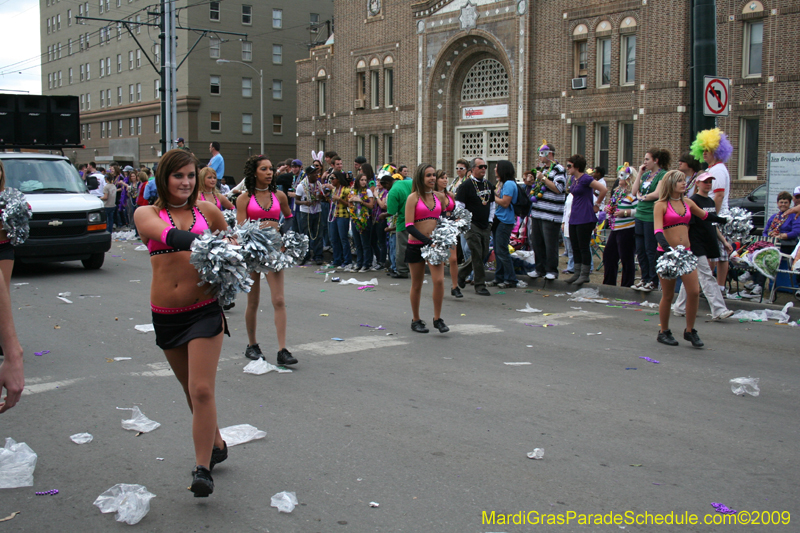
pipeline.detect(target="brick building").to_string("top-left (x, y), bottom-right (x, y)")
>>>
top-left (40, 0), bottom-right (332, 170)
top-left (296, 0), bottom-right (799, 195)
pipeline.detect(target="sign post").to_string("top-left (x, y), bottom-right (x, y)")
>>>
top-left (703, 76), bottom-right (730, 117)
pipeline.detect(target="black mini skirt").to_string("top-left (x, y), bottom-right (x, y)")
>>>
top-left (405, 242), bottom-right (425, 264)
top-left (0, 241), bottom-right (13, 261)
top-left (152, 299), bottom-right (229, 350)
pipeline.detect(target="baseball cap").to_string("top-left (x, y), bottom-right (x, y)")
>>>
top-left (794, 186), bottom-right (800, 196)
top-left (354, 156), bottom-right (367, 165)
top-left (123, 165), bottom-right (134, 172)
top-left (695, 172), bottom-right (713, 182)
top-left (175, 137), bottom-right (184, 143)
top-left (291, 159), bottom-right (303, 167)
top-left (305, 165), bottom-right (318, 175)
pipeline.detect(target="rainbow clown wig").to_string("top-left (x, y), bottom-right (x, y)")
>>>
top-left (690, 128), bottom-right (733, 163)
top-left (538, 140), bottom-right (554, 156)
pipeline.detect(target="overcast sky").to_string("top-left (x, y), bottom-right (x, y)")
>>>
top-left (0, 0), bottom-right (42, 94)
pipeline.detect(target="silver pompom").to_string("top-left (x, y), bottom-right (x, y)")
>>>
top-left (235, 220), bottom-right (284, 273)
top-left (281, 231), bottom-right (309, 266)
top-left (656, 245), bottom-right (698, 280)
top-left (722, 207), bottom-right (754, 242)
top-left (451, 206), bottom-right (472, 233)
top-left (189, 229), bottom-right (253, 307)
top-left (223, 209), bottom-right (237, 228)
top-left (421, 217), bottom-right (459, 265)
top-left (0, 188), bottom-right (32, 245)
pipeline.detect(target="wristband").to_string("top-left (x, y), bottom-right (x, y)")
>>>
top-left (160, 226), bottom-right (171, 244)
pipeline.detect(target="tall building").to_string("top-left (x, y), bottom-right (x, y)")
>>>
top-left (41, 0), bottom-right (333, 172)
top-left (297, 0), bottom-right (799, 195)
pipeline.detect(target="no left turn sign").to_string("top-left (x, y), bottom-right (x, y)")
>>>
top-left (703, 76), bottom-right (730, 117)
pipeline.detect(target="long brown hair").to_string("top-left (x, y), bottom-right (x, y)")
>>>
top-left (154, 149), bottom-right (200, 209)
top-left (412, 163), bottom-right (434, 195)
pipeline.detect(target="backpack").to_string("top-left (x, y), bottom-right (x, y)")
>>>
top-left (513, 183), bottom-right (531, 217)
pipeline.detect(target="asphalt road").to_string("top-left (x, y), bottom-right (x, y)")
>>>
top-left (1, 239), bottom-right (799, 532)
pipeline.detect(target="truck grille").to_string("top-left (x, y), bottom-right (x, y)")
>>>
top-left (29, 213), bottom-right (88, 238)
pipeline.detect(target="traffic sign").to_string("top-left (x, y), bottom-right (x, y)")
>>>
top-left (703, 76), bottom-right (730, 117)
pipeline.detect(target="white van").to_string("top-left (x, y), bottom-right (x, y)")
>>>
top-left (1, 153), bottom-right (111, 269)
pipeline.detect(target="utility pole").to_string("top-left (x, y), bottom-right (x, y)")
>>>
top-left (78, 4), bottom-right (246, 156)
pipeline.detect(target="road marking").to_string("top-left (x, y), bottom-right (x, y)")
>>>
top-left (23, 377), bottom-right (85, 395)
top-left (511, 311), bottom-right (612, 326)
top-left (446, 324), bottom-right (504, 335)
top-left (294, 335), bottom-right (408, 355)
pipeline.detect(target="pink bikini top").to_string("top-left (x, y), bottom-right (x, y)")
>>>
top-left (663, 200), bottom-right (691, 229)
top-left (414, 193), bottom-right (442, 223)
top-left (146, 207), bottom-right (210, 256)
top-left (200, 192), bottom-right (222, 210)
top-left (246, 192), bottom-right (281, 222)
top-left (445, 194), bottom-right (455, 212)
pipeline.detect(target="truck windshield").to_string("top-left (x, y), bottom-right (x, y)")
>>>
top-left (3, 159), bottom-right (87, 194)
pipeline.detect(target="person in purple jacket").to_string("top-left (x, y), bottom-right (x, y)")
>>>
top-left (763, 191), bottom-right (800, 251)
top-left (564, 154), bottom-right (607, 285)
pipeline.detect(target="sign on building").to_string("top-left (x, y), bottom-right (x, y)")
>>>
top-left (703, 76), bottom-right (730, 117)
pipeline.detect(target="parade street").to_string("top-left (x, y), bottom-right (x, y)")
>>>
top-left (2, 239), bottom-right (799, 532)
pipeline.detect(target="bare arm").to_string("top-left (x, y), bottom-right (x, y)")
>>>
top-left (405, 192), bottom-right (418, 230)
top-left (133, 205), bottom-right (170, 245)
top-left (236, 193), bottom-right (250, 225)
top-left (494, 182), bottom-right (514, 208)
top-left (220, 195), bottom-right (235, 211)
top-left (590, 179), bottom-right (607, 206)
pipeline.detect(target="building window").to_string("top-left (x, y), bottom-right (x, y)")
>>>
top-left (356, 71), bottom-right (366, 100)
top-left (370, 70), bottom-right (380, 109)
top-left (99, 0), bottom-right (103, 15)
top-left (242, 5), bottom-right (251, 25)
top-left (211, 112), bottom-right (221, 132)
top-left (210, 75), bottom-right (221, 95)
top-left (209, 1), bottom-right (220, 21)
top-left (129, 84), bottom-right (134, 103)
top-left (272, 44), bottom-right (282, 64)
top-left (310, 13), bottom-right (319, 25)
top-left (129, 118), bottom-right (135, 135)
top-left (740, 118), bottom-right (760, 178)
top-left (86, 63), bottom-right (90, 80)
top-left (100, 91), bottom-right (105, 107)
top-left (106, 88), bottom-right (111, 106)
top-left (87, 124), bottom-right (91, 139)
top-left (117, 86), bottom-right (122, 105)
top-left (597, 38), bottom-right (611, 87)
top-left (136, 83), bottom-right (141, 102)
top-left (117, 54), bottom-right (121, 72)
top-left (80, 94), bottom-right (85, 110)
top-left (272, 79), bottom-right (282, 99)
top-left (242, 41), bottom-right (252, 62)
top-left (136, 50), bottom-right (141, 68)
top-left (68, 68), bottom-right (73, 84)
top-left (68, 38), bottom-right (73, 55)
top-left (57, 13), bottom-right (61, 30)
top-left (461, 58), bottom-right (509, 101)
top-left (384, 134), bottom-right (393, 164)
top-left (241, 113), bottom-right (253, 134)
top-left (107, 120), bottom-right (112, 138)
top-left (101, 121), bottom-right (105, 138)
top-left (242, 77), bottom-right (252, 97)
top-left (317, 139), bottom-right (326, 153)
top-left (47, 18), bottom-right (51, 35)
top-left (80, 64), bottom-right (85, 81)
top-left (86, 93), bottom-right (91, 109)
top-left (621, 35), bottom-right (635, 85)
top-left (318, 80), bottom-right (326, 115)
top-left (357, 135), bottom-right (365, 157)
top-left (68, 9), bottom-right (72, 26)
top-left (209, 38), bottom-right (220, 59)
top-left (105, 57), bottom-right (111, 75)
top-left (118, 120), bottom-right (122, 136)
top-left (99, 59), bottom-right (105, 77)
top-left (48, 73), bottom-right (52, 90)
top-left (58, 71), bottom-right (62, 87)
top-left (370, 135), bottom-right (379, 166)
top-left (272, 8), bottom-right (282, 28)
top-left (595, 123), bottom-right (610, 173)
top-left (136, 117), bottom-right (141, 135)
top-left (81, 124), bottom-right (86, 140)
top-left (80, 34), bottom-right (85, 51)
top-left (384, 68), bottom-right (394, 107)
top-left (744, 21), bottom-right (763, 77)
top-left (155, 114), bottom-right (159, 134)
top-left (273, 115), bottom-right (282, 135)
top-left (117, 23), bottom-right (122, 40)
top-left (129, 51), bottom-right (133, 70)
top-left (154, 79), bottom-right (160, 99)
top-left (618, 122), bottom-right (634, 166)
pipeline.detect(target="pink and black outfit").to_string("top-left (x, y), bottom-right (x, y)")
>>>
top-left (405, 194), bottom-right (442, 264)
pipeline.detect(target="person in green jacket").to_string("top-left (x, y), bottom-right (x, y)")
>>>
top-left (631, 148), bottom-right (670, 292)
top-left (387, 178), bottom-right (413, 278)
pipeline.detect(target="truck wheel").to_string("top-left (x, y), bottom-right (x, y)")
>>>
top-left (82, 253), bottom-right (105, 270)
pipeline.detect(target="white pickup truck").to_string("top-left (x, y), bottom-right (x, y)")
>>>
top-left (1, 153), bottom-right (111, 269)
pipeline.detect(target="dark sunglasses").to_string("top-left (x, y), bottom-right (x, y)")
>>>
top-left (795, 194), bottom-right (800, 199)
top-left (566, 164), bottom-right (573, 168)
top-left (476, 165), bottom-right (488, 169)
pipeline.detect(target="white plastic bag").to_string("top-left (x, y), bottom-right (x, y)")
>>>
top-left (243, 359), bottom-right (292, 375)
top-left (527, 448), bottom-right (544, 460)
top-left (70, 433), bottom-right (93, 444)
top-left (93, 483), bottom-right (156, 525)
top-left (516, 303), bottom-right (542, 313)
top-left (730, 302), bottom-right (793, 324)
top-left (567, 288), bottom-right (608, 303)
top-left (730, 377), bottom-right (760, 397)
top-left (338, 277), bottom-right (378, 285)
top-left (134, 324), bottom-right (154, 333)
top-left (270, 491), bottom-right (298, 513)
top-left (117, 406), bottom-right (161, 433)
top-left (0, 438), bottom-right (37, 489)
top-left (219, 424), bottom-right (266, 447)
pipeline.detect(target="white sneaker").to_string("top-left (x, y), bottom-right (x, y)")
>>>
top-left (738, 272), bottom-right (752, 284)
top-left (527, 271), bottom-right (540, 278)
top-left (718, 286), bottom-right (728, 298)
top-left (713, 309), bottom-right (735, 320)
top-left (359, 267), bottom-right (369, 273)
top-left (545, 273), bottom-right (556, 280)
top-left (749, 285), bottom-right (762, 295)
top-left (740, 290), bottom-right (759, 299)
top-left (631, 280), bottom-right (643, 291)
top-left (640, 281), bottom-right (655, 292)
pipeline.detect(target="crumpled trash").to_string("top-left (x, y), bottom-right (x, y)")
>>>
top-left (338, 277), bottom-right (379, 286)
top-left (112, 230), bottom-right (137, 241)
top-left (70, 433), bottom-right (93, 444)
top-left (270, 491), bottom-right (298, 513)
top-left (134, 245), bottom-right (147, 251)
top-left (134, 324), bottom-right (155, 333)
top-left (516, 303), bottom-right (542, 313)
top-left (243, 359), bottom-right (292, 375)
top-left (567, 287), bottom-right (608, 303)
top-left (117, 407), bottom-right (161, 433)
top-left (369, 501), bottom-right (380, 508)
top-left (730, 377), bottom-right (760, 397)
top-left (93, 483), bottom-right (156, 525)
top-left (0, 438), bottom-right (37, 489)
top-left (220, 424), bottom-right (266, 446)
top-left (527, 448), bottom-right (544, 460)
top-left (730, 302), bottom-right (793, 324)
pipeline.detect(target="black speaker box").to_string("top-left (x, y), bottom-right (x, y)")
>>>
top-left (0, 94), bottom-right (15, 145)
top-left (16, 95), bottom-right (49, 145)
top-left (48, 95), bottom-right (80, 145)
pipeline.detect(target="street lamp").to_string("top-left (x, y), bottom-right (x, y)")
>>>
top-left (216, 58), bottom-right (263, 156)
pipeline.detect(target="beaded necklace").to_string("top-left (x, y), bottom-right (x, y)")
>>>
top-left (767, 210), bottom-right (789, 237)
top-left (471, 176), bottom-right (490, 205)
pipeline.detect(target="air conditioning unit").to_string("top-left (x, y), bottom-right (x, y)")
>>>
top-left (354, 99), bottom-right (365, 109)
top-left (571, 77), bottom-right (587, 90)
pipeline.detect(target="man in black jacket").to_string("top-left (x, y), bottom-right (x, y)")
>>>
top-left (455, 158), bottom-right (494, 296)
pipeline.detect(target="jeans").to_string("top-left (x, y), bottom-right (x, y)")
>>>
top-left (493, 222), bottom-right (517, 284)
top-left (603, 227), bottom-right (637, 287)
top-left (569, 222), bottom-right (595, 268)
top-left (299, 211), bottom-right (324, 261)
top-left (635, 219), bottom-right (658, 283)
top-left (395, 229), bottom-right (409, 275)
top-left (460, 234), bottom-right (471, 262)
top-left (330, 217), bottom-right (352, 266)
top-left (353, 219), bottom-right (373, 269)
top-left (388, 233), bottom-right (397, 271)
top-left (564, 235), bottom-right (574, 272)
top-left (105, 207), bottom-right (116, 232)
top-left (320, 202), bottom-right (331, 248)
top-left (458, 225), bottom-right (491, 289)
top-left (371, 218), bottom-right (388, 265)
top-left (529, 217), bottom-right (561, 276)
